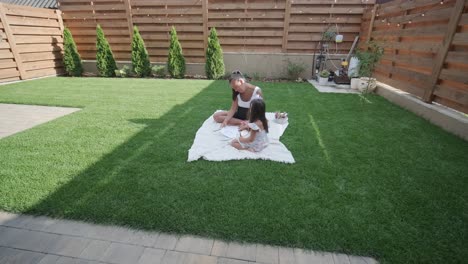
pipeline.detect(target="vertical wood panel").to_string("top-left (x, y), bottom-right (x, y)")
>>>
top-left (423, 0), bottom-right (466, 102)
top-left (202, 0), bottom-right (208, 55)
top-left (0, 3), bottom-right (64, 82)
top-left (123, 0), bottom-right (134, 39)
top-left (282, 0), bottom-right (291, 52)
top-left (366, 4), bottom-right (377, 43)
top-left (0, 3), bottom-right (25, 80)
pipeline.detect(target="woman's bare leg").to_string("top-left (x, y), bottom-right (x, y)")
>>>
top-left (213, 111), bottom-right (244, 126)
top-left (213, 111), bottom-right (228, 123)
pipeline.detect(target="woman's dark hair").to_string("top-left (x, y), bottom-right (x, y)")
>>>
top-left (229, 70), bottom-right (244, 101)
top-left (232, 90), bottom-right (239, 101)
top-left (248, 99), bottom-right (268, 133)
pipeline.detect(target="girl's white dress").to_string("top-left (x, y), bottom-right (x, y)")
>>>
top-left (238, 122), bottom-right (269, 152)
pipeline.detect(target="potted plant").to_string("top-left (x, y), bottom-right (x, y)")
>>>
top-left (356, 41), bottom-right (384, 93)
top-left (322, 27), bottom-right (337, 42)
top-left (318, 70), bottom-right (330, 85)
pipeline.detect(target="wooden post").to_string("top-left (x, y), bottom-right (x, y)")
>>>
top-left (0, 3), bottom-right (26, 80)
top-left (366, 4), bottom-right (378, 43)
top-left (202, 0), bottom-right (208, 56)
top-left (56, 9), bottom-right (64, 34)
top-left (282, 0), bottom-right (291, 52)
top-left (423, 0), bottom-right (465, 102)
top-left (244, 0), bottom-right (247, 51)
top-left (123, 0), bottom-right (134, 39)
top-left (390, 9), bottom-right (408, 79)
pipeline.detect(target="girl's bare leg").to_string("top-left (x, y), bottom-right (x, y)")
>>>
top-left (231, 140), bottom-right (248, 150)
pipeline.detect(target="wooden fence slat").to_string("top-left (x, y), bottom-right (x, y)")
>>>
top-left (282, 0), bottom-right (291, 52)
top-left (20, 51), bottom-right (62, 62)
top-left (202, 0), bottom-right (208, 55)
top-left (423, 0), bottom-right (466, 102)
top-left (10, 26), bottom-right (62, 35)
top-left (3, 3), bottom-right (57, 19)
top-left (439, 68), bottom-right (468, 84)
top-left (289, 16), bottom-right (362, 24)
top-left (434, 84), bottom-right (468, 107)
top-left (0, 3), bottom-right (26, 80)
top-left (23, 60), bottom-right (63, 71)
top-left (216, 29), bottom-right (283, 37)
top-left (209, 2), bottom-right (286, 10)
top-left (452, 32), bottom-right (468, 45)
top-left (290, 7), bottom-right (365, 14)
top-left (445, 51), bottom-right (468, 63)
top-left (133, 17), bottom-right (202, 24)
top-left (0, 61), bottom-right (16, 69)
top-left (294, 0), bottom-right (375, 3)
top-left (26, 67), bottom-right (64, 79)
top-left (0, 67), bottom-right (20, 79)
top-left (7, 16), bottom-right (59, 27)
top-left (210, 12), bottom-right (284, 19)
top-left (131, 8), bottom-right (202, 15)
top-left (17, 44), bottom-right (63, 53)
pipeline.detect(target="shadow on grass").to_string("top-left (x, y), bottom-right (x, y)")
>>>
top-left (24, 81), bottom-right (296, 239)
top-left (18, 79), bottom-right (468, 264)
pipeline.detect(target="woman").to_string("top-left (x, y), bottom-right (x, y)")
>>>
top-left (213, 70), bottom-right (263, 127)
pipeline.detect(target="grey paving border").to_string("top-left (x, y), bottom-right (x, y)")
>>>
top-left (0, 211), bottom-right (378, 264)
top-left (375, 82), bottom-right (468, 141)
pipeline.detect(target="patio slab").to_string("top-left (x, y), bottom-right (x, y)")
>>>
top-left (308, 79), bottom-right (360, 94)
top-left (0, 211), bottom-right (379, 264)
top-left (0, 103), bottom-right (80, 139)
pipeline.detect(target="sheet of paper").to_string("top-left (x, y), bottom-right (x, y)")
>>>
top-left (220, 126), bottom-right (239, 139)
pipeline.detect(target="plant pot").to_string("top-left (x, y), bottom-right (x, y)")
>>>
top-left (350, 78), bottom-right (360, 89)
top-left (318, 76), bottom-right (329, 85)
top-left (335, 34), bottom-right (343, 43)
top-left (357, 77), bottom-right (377, 92)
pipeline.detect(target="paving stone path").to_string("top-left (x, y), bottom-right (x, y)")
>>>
top-left (0, 212), bottom-right (378, 264)
top-left (0, 103), bottom-right (80, 139)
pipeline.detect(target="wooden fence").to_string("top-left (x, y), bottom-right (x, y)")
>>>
top-left (58, 0), bottom-right (375, 63)
top-left (0, 3), bottom-right (64, 83)
top-left (361, 0), bottom-right (468, 114)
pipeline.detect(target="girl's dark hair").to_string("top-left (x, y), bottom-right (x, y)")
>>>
top-left (248, 99), bottom-right (268, 133)
top-left (229, 70), bottom-right (244, 101)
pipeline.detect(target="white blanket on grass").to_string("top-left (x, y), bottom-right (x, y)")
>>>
top-left (188, 111), bottom-right (295, 163)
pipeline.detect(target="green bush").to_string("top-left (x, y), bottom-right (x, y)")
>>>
top-left (356, 41), bottom-right (384, 77)
top-left (131, 26), bottom-right (151, 77)
top-left (167, 27), bottom-right (185, 79)
top-left (115, 65), bottom-right (131, 77)
top-left (62, 27), bottom-right (83, 76)
top-left (205, 27), bottom-right (225, 79)
top-left (151, 65), bottom-right (166, 77)
top-left (286, 61), bottom-right (305, 80)
top-left (96, 25), bottom-right (117, 77)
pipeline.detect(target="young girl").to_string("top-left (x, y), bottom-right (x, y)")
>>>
top-left (231, 99), bottom-right (269, 152)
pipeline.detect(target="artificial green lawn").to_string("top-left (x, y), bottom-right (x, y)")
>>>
top-left (0, 77), bottom-right (467, 263)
